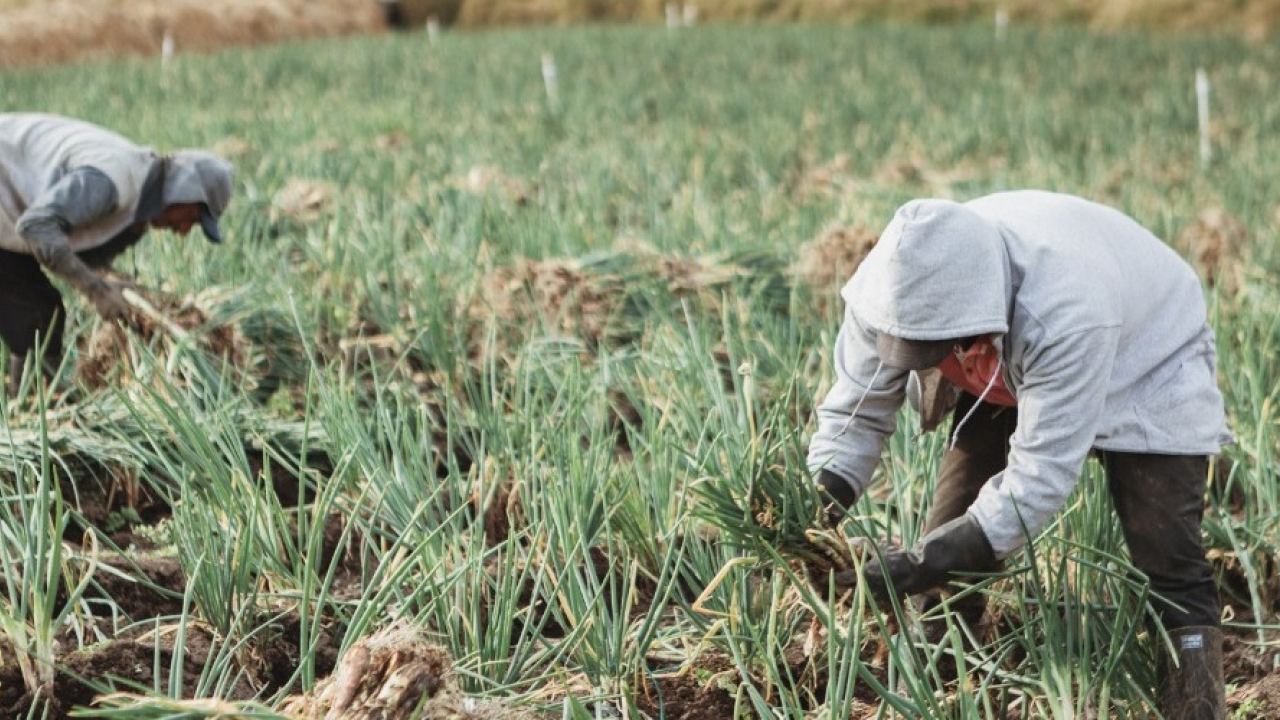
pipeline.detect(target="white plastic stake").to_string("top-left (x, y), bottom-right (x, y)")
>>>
top-left (1196, 68), bottom-right (1212, 167)
top-left (995, 8), bottom-right (1009, 38)
top-left (541, 53), bottom-right (559, 110)
top-left (426, 17), bottom-right (440, 44)
top-left (161, 31), bottom-right (174, 68)
top-left (159, 31), bottom-right (174, 88)
top-left (666, 4), bottom-right (679, 29)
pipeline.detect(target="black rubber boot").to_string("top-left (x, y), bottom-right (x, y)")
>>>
top-left (1160, 626), bottom-right (1225, 720)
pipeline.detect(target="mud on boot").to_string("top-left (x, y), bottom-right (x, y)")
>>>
top-left (1160, 625), bottom-right (1225, 720)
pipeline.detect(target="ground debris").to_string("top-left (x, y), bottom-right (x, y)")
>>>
top-left (280, 622), bottom-right (533, 719)
top-left (790, 224), bottom-right (878, 301)
top-left (466, 256), bottom-right (623, 365)
top-left (1177, 206), bottom-right (1249, 291)
top-left (73, 274), bottom-right (306, 400)
top-left (274, 178), bottom-right (337, 225)
top-left (465, 241), bottom-right (786, 366)
top-left (451, 165), bottom-right (531, 204)
top-left (75, 277), bottom-right (247, 390)
top-left (795, 153), bottom-right (854, 199)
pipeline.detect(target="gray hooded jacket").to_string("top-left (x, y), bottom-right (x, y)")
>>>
top-left (807, 191), bottom-right (1231, 555)
top-left (0, 113), bottom-right (232, 255)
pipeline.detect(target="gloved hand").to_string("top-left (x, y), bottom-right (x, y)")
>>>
top-left (862, 514), bottom-right (997, 599)
top-left (85, 279), bottom-right (132, 323)
top-left (816, 469), bottom-right (859, 527)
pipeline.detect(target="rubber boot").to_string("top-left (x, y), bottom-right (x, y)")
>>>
top-left (1160, 626), bottom-right (1225, 720)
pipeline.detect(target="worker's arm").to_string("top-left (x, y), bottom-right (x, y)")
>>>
top-left (807, 303), bottom-right (908, 512)
top-left (967, 324), bottom-right (1120, 556)
top-left (16, 168), bottom-right (130, 320)
top-left (858, 325), bottom-right (1118, 598)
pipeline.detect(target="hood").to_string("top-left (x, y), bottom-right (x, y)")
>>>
top-left (162, 150), bottom-right (233, 243)
top-left (845, 198), bottom-right (1010, 341)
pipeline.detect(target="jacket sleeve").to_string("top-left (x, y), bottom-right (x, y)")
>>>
top-left (967, 324), bottom-right (1120, 556)
top-left (15, 167), bottom-right (119, 295)
top-left (806, 303), bottom-right (908, 498)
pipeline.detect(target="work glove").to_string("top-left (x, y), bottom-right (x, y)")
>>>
top-left (84, 279), bottom-right (132, 324)
top-left (816, 469), bottom-right (859, 527)
top-left (861, 514), bottom-right (997, 599)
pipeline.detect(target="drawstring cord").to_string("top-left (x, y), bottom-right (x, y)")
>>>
top-left (837, 349), bottom-right (1005, 448)
top-left (837, 359), bottom-right (884, 436)
top-left (948, 354), bottom-right (1003, 450)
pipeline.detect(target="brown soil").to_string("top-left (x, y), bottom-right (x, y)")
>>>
top-left (636, 669), bottom-right (739, 719)
top-left (85, 555), bottom-right (188, 621)
top-left (57, 462), bottom-right (168, 547)
top-left (0, 0), bottom-right (384, 69)
top-left (0, 503), bottom-right (355, 718)
top-left (1230, 673), bottom-right (1280, 719)
top-left (477, 546), bottom-right (661, 644)
top-left (0, 623), bottom-right (218, 716)
top-left (635, 652), bottom-right (738, 719)
top-left (1212, 547), bottom-right (1280, 624)
top-left (51, 419), bottom-right (334, 540)
top-left (1225, 629), bottom-right (1280, 717)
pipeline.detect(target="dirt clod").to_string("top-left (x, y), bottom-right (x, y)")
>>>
top-left (1177, 207), bottom-right (1249, 291)
top-left (790, 225), bottom-right (878, 314)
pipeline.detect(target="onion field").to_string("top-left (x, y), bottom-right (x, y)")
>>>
top-left (0, 20), bottom-right (1278, 718)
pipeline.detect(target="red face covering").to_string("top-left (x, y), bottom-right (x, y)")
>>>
top-left (936, 335), bottom-right (1017, 407)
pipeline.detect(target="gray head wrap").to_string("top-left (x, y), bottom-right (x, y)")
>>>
top-left (163, 150), bottom-right (233, 243)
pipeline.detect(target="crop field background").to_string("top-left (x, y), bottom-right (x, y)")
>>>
top-left (2, 0), bottom-right (1279, 69)
top-left (0, 19), bottom-right (1279, 718)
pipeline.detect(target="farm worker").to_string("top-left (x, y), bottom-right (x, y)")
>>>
top-left (0, 113), bottom-right (233, 395)
top-left (808, 191), bottom-right (1230, 719)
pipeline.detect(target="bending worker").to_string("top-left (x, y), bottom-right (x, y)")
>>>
top-left (808, 190), bottom-right (1231, 719)
top-left (0, 113), bottom-right (233, 394)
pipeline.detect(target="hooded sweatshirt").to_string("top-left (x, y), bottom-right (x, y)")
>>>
top-left (807, 190), bottom-right (1231, 556)
top-left (0, 113), bottom-right (231, 255)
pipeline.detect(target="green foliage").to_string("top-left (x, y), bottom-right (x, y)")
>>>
top-left (0, 19), bottom-right (1276, 717)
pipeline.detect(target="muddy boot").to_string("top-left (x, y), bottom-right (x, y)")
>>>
top-left (1160, 626), bottom-right (1225, 720)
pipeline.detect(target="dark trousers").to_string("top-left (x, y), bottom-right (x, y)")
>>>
top-left (0, 249), bottom-right (66, 391)
top-left (0, 226), bottom-right (144, 393)
top-left (921, 393), bottom-right (1220, 630)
